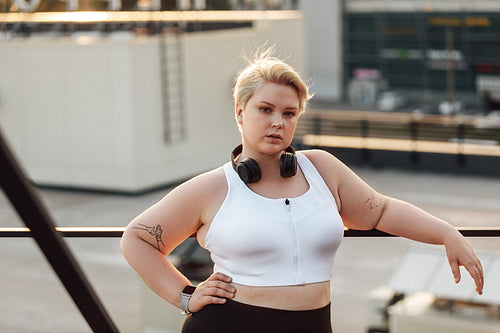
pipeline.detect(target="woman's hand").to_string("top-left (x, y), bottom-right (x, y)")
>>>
top-left (188, 272), bottom-right (236, 313)
top-left (443, 230), bottom-right (484, 295)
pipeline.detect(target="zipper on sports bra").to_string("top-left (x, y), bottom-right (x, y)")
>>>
top-left (284, 199), bottom-right (304, 285)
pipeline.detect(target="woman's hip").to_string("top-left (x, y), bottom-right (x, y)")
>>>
top-left (181, 298), bottom-right (332, 333)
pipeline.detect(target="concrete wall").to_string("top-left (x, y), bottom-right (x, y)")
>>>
top-left (300, 0), bottom-right (343, 102)
top-left (0, 17), bottom-right (305, 193)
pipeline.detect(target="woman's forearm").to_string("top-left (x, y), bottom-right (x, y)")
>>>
top-left (120, 230), bottom-right (190, 309)
top-left (375, 196), bottom-right (458, 245)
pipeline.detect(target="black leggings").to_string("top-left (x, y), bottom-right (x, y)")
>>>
top-left (181, 299), bottom-right (332, 333)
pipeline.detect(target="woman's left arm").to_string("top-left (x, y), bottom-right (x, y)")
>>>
top-left (305, 149), bottom-right (484, 295)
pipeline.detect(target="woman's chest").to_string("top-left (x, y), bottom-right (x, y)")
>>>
top-left (204, 193), bottom-right (343, 256)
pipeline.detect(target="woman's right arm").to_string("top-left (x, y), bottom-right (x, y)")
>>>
top-left (120, 171), bottom-right (235, 312)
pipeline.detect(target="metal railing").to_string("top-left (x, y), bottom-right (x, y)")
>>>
top-left (296, 109), bottom-right (500, 157)
top-left (1, 226), bottom-right (500, 238)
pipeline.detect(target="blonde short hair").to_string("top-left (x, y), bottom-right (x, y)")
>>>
top-left (233, 48), bottom-right (312, 115)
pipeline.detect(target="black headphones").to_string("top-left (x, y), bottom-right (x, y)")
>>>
top-left (231, 144), bottom-right (297, 184)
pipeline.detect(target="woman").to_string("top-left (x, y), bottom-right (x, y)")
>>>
top-left (120, 49), bottom-right (484, 332)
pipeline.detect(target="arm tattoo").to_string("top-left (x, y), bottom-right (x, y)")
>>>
top-left (133, 223), bottom-right (166, 251)
top-left (365, 191), bottom-right (381, 210)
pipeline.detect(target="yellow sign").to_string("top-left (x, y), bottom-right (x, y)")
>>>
top-left (464, 17), bottom-right (490, 27)
top-left (429, 17), bottom-right (461, 27)
top-left (429, 16), bottom-right (491, 27)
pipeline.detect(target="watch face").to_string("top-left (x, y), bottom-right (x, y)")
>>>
top-left (182, 285), bottom-right (196, 295)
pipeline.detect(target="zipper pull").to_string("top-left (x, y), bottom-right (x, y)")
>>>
top-left (284, 198), bottom-right (290, 211)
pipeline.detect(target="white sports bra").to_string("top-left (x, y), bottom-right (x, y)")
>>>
top-left (203, 152), bottom-right (344, 286)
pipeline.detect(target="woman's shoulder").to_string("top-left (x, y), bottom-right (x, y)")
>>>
top-left (177, 166), bottom-right (228, 199)
top-left (299, 148), bottom-right (343, 169)
top-left (156, 165), bottom-right (228, 222)
top-left (298, 149), bottom-right (341, 183)
top-left (300, 148), bottom-right (354, 180)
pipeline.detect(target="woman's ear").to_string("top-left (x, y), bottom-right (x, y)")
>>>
top-left (235, 103), bottom-right (243, 125)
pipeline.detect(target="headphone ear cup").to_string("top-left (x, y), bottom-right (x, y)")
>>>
top-left (280, 152), bottom-right (297, 178)
top-left (231, 144), bottom-right (295, 182)
top-left (236, 158), bottom-right (262, 184)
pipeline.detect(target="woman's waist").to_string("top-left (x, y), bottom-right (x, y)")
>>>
top-left (231, 281), bottom-right (331, 311)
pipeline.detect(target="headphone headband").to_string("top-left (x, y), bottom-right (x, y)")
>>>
top-left (230, 144), bottom-right (244, 172)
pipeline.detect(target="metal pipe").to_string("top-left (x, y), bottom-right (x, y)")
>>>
top-left (1, 226), bottom-right (499, 238)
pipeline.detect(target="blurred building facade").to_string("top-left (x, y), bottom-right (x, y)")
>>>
top-left (344, 0), bottom-right (500, 114)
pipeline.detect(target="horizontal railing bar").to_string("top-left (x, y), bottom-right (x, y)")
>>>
top-left (302, 134), bottom-right (500, 157)
top-left (0, 227), bottom-right (124, 238)
top-left (306, 109), bottom-right (500, 127)
top-left (343, 227), bottom-right (500, 237)
top-left (0, 10), bottom-right (302, 24)
top-left (1, 227), bottom-right (499, 238)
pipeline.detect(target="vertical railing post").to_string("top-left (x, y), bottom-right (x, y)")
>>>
top-left (0, 129), bottom-right (119, 333)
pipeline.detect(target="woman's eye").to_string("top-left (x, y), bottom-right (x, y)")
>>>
top-left (261, 107), bottom-right (271, 112)
top-left (284, 112), bottom-right (296, 117)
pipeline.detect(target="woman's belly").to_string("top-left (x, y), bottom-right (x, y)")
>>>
top-left (231, 280), bottom-right (331, 311)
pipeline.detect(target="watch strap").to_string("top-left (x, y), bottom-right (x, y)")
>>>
top-left (181, 285), bottom-right (196, 314)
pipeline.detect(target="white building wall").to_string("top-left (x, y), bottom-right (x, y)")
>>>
top-left (299, 0), bottom-right (343, 102)
top-left (0, 17), bottom-right (305, 193)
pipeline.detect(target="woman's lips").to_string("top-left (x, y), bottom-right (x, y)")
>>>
top-left (266, 134), bottom-right (283, 143)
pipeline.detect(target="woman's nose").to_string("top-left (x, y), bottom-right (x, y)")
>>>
top-left (271, 114), bottom-right (283, 128)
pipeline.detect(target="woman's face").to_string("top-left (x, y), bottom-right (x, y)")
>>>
top-left (236, 81), bottom-right (300, 157)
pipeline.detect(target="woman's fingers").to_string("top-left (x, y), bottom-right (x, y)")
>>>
top-left (206, 273), bottom-right (236, 295)
top-left (462, 254), bottom-right (484, 295)
top-left (447, 249), bottom-right (484, 295)
top-left (187, 273), bottom-right (236, 312)
top-left (448, 258), bottom-right (461, 283)
top-left (210, 272), bottom-right (233, 283)
top-left (204, 284), bottom-right (236, 298)
top-left (464, 260), bottom-right (484, 295)
top-left (444, 231), bottom-right (485, 295)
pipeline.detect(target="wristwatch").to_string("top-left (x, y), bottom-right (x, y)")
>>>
top-left (181, 285), bottom-right (196, 314)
